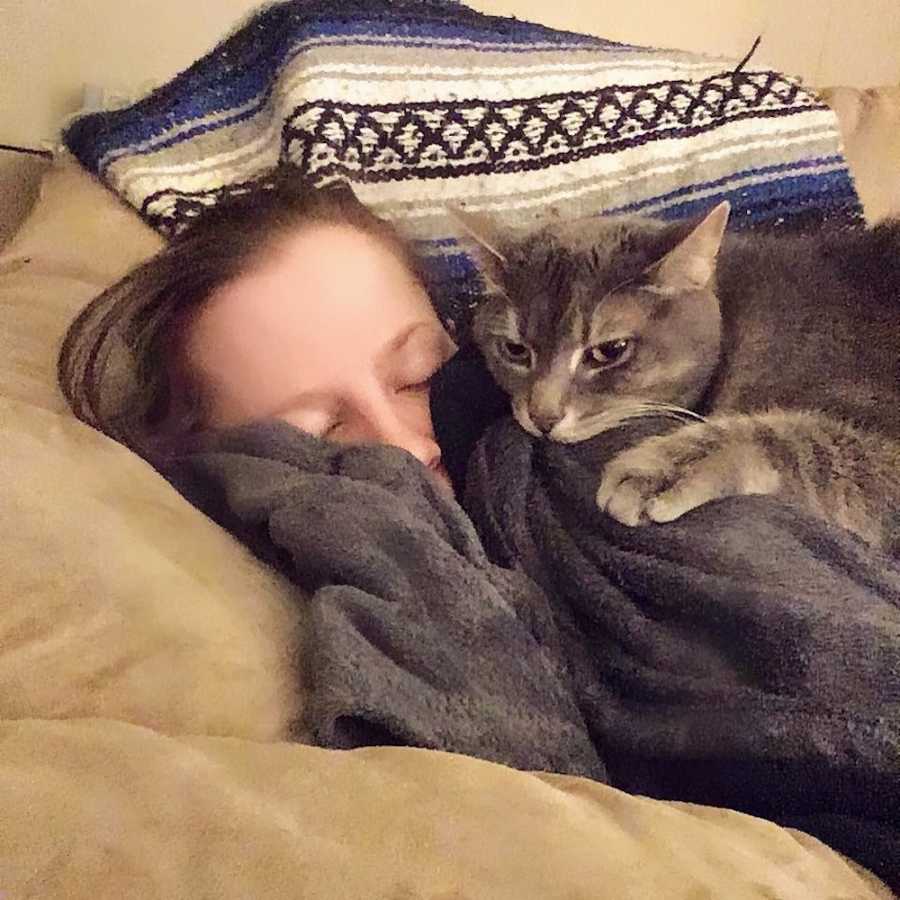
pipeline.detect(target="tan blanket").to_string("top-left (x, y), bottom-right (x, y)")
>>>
top-left (1, 717), bottom-right (892, 899)
top-left (0, 148), bottom-right (897, 898)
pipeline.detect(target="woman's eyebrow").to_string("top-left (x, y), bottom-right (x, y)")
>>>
top-left (377, 320), bottom-right (452, 369)
top-left (381, 321), bottom-right (437, 357)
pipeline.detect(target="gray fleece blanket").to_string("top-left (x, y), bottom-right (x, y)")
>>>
top-left (170, 417), bottom-right (900, 890)
top-left (171, 421), bottom-right (604, 780)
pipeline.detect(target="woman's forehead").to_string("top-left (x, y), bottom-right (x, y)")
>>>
top-left (180, 222), bottom-right (443, 417)
top-left (210, 224), bottom-right (432, 330)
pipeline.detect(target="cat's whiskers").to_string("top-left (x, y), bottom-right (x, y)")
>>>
top-left (554, 402), bottom-right (705, 443)
top-left (639, 400), bottom-right (706, 424)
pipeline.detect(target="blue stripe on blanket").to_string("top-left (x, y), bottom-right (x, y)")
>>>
top-left (416, 161), bottom-right (860, 323)
top-left (92, 30), bottom-right (635, 169)
top-left (606, 156), bottom-right (849, 215)
top-left (66, 0), bottom-right (613, 157)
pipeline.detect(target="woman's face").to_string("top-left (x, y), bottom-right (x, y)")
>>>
top-left (181, 223), bottom-right (457, 492)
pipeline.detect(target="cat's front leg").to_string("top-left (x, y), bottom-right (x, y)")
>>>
top-left (596, 417), bottom-right (781, 527)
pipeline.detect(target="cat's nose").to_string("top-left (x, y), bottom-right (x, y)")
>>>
top-left (530, 410), bottom-right (562, 435)
top-left (529, 384), bottom-right (565, 437)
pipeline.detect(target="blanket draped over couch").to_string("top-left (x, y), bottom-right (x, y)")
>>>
top-left (62, 0), bottom-right (864, 332)
top-left (170, 409), bottom-right (900, 892)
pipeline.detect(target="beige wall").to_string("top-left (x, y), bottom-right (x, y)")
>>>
top-left (469, 0), bottom-right (900, 88)
top-left (1, 0), bottom-right (899, 149)
top-left (1, 0), bottom-right (265, 149)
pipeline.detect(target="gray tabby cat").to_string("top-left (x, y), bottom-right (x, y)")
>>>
top-left (459, 203), bottom-right (900, 552)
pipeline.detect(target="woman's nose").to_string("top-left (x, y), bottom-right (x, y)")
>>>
top-left (376, 419), bottom-right (442, 470)
top-left (356, 398), bottom-right (442, 471)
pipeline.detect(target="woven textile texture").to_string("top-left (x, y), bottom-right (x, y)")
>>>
top-left (63, 0), bottom-right (863, 327)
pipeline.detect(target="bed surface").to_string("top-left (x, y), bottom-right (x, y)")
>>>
top-left (1, 136), bottom-right (897, 899)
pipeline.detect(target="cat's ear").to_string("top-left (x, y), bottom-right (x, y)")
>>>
top-left (647, 201), bottom-right (730, 291)
top-left (446, 206), bottom-right (507, 263)
top-left (446, 206), bottom-right (508, 292)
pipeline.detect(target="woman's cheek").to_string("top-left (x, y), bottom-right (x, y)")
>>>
top-left (398, 388), bottom-right (437, 436)
top-left (276, 410), bottom-right (328, 438)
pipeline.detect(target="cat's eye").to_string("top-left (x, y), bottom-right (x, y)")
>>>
top-left (584, 339), bottom-right (634, 370)
top-left (497, 339), bottom-right (533, 368)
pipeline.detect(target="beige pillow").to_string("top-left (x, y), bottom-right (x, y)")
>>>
top-left (0, 718), bottom-right (891, 900)
top-left (823, 85), bottom-right (900, 225)
top-left (0, 158), bottom-right (306, 740)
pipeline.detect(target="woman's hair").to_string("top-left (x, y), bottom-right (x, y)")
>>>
top-left (58, 173), bottom-right (425, 464)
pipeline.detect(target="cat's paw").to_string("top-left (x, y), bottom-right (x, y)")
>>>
top-left (596, 423), bottom-right (780, 527)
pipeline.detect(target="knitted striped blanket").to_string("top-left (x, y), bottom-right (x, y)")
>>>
top-left (63, 0), bottom-right (862, 326)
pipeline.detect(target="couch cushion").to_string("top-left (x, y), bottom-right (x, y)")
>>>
top-left (822, 86), bottom-right (900, 225)
top-left (0, 160), bottom-right (307, 739)
top-left (0, 718), bottom-right (892, 900)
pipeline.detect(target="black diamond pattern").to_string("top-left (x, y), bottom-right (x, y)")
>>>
top-left (277, 71), bottom-right (811, 185)
top-left (141, 70), bottom-right (818, 235)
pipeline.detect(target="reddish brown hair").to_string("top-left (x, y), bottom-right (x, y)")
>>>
top-left (57, 173), bottom-right (425, 463)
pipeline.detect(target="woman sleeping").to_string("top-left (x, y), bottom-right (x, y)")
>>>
top-left (57, 174), bottom-right (900, 890)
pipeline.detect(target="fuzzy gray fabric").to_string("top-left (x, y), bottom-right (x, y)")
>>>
top-left (169, 420), bottom-right (604, 781)
top-left (466, 417), bottom-right (900, 891)
top-left (170, 417), bottom-right (900, 890)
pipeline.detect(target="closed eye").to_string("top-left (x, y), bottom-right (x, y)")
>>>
top-left (392, 327), bottom-right (457, 395)
top-left (320, 420), bottom-right (342, 439)
top-left (400, 363), bottom-right (441, 394)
